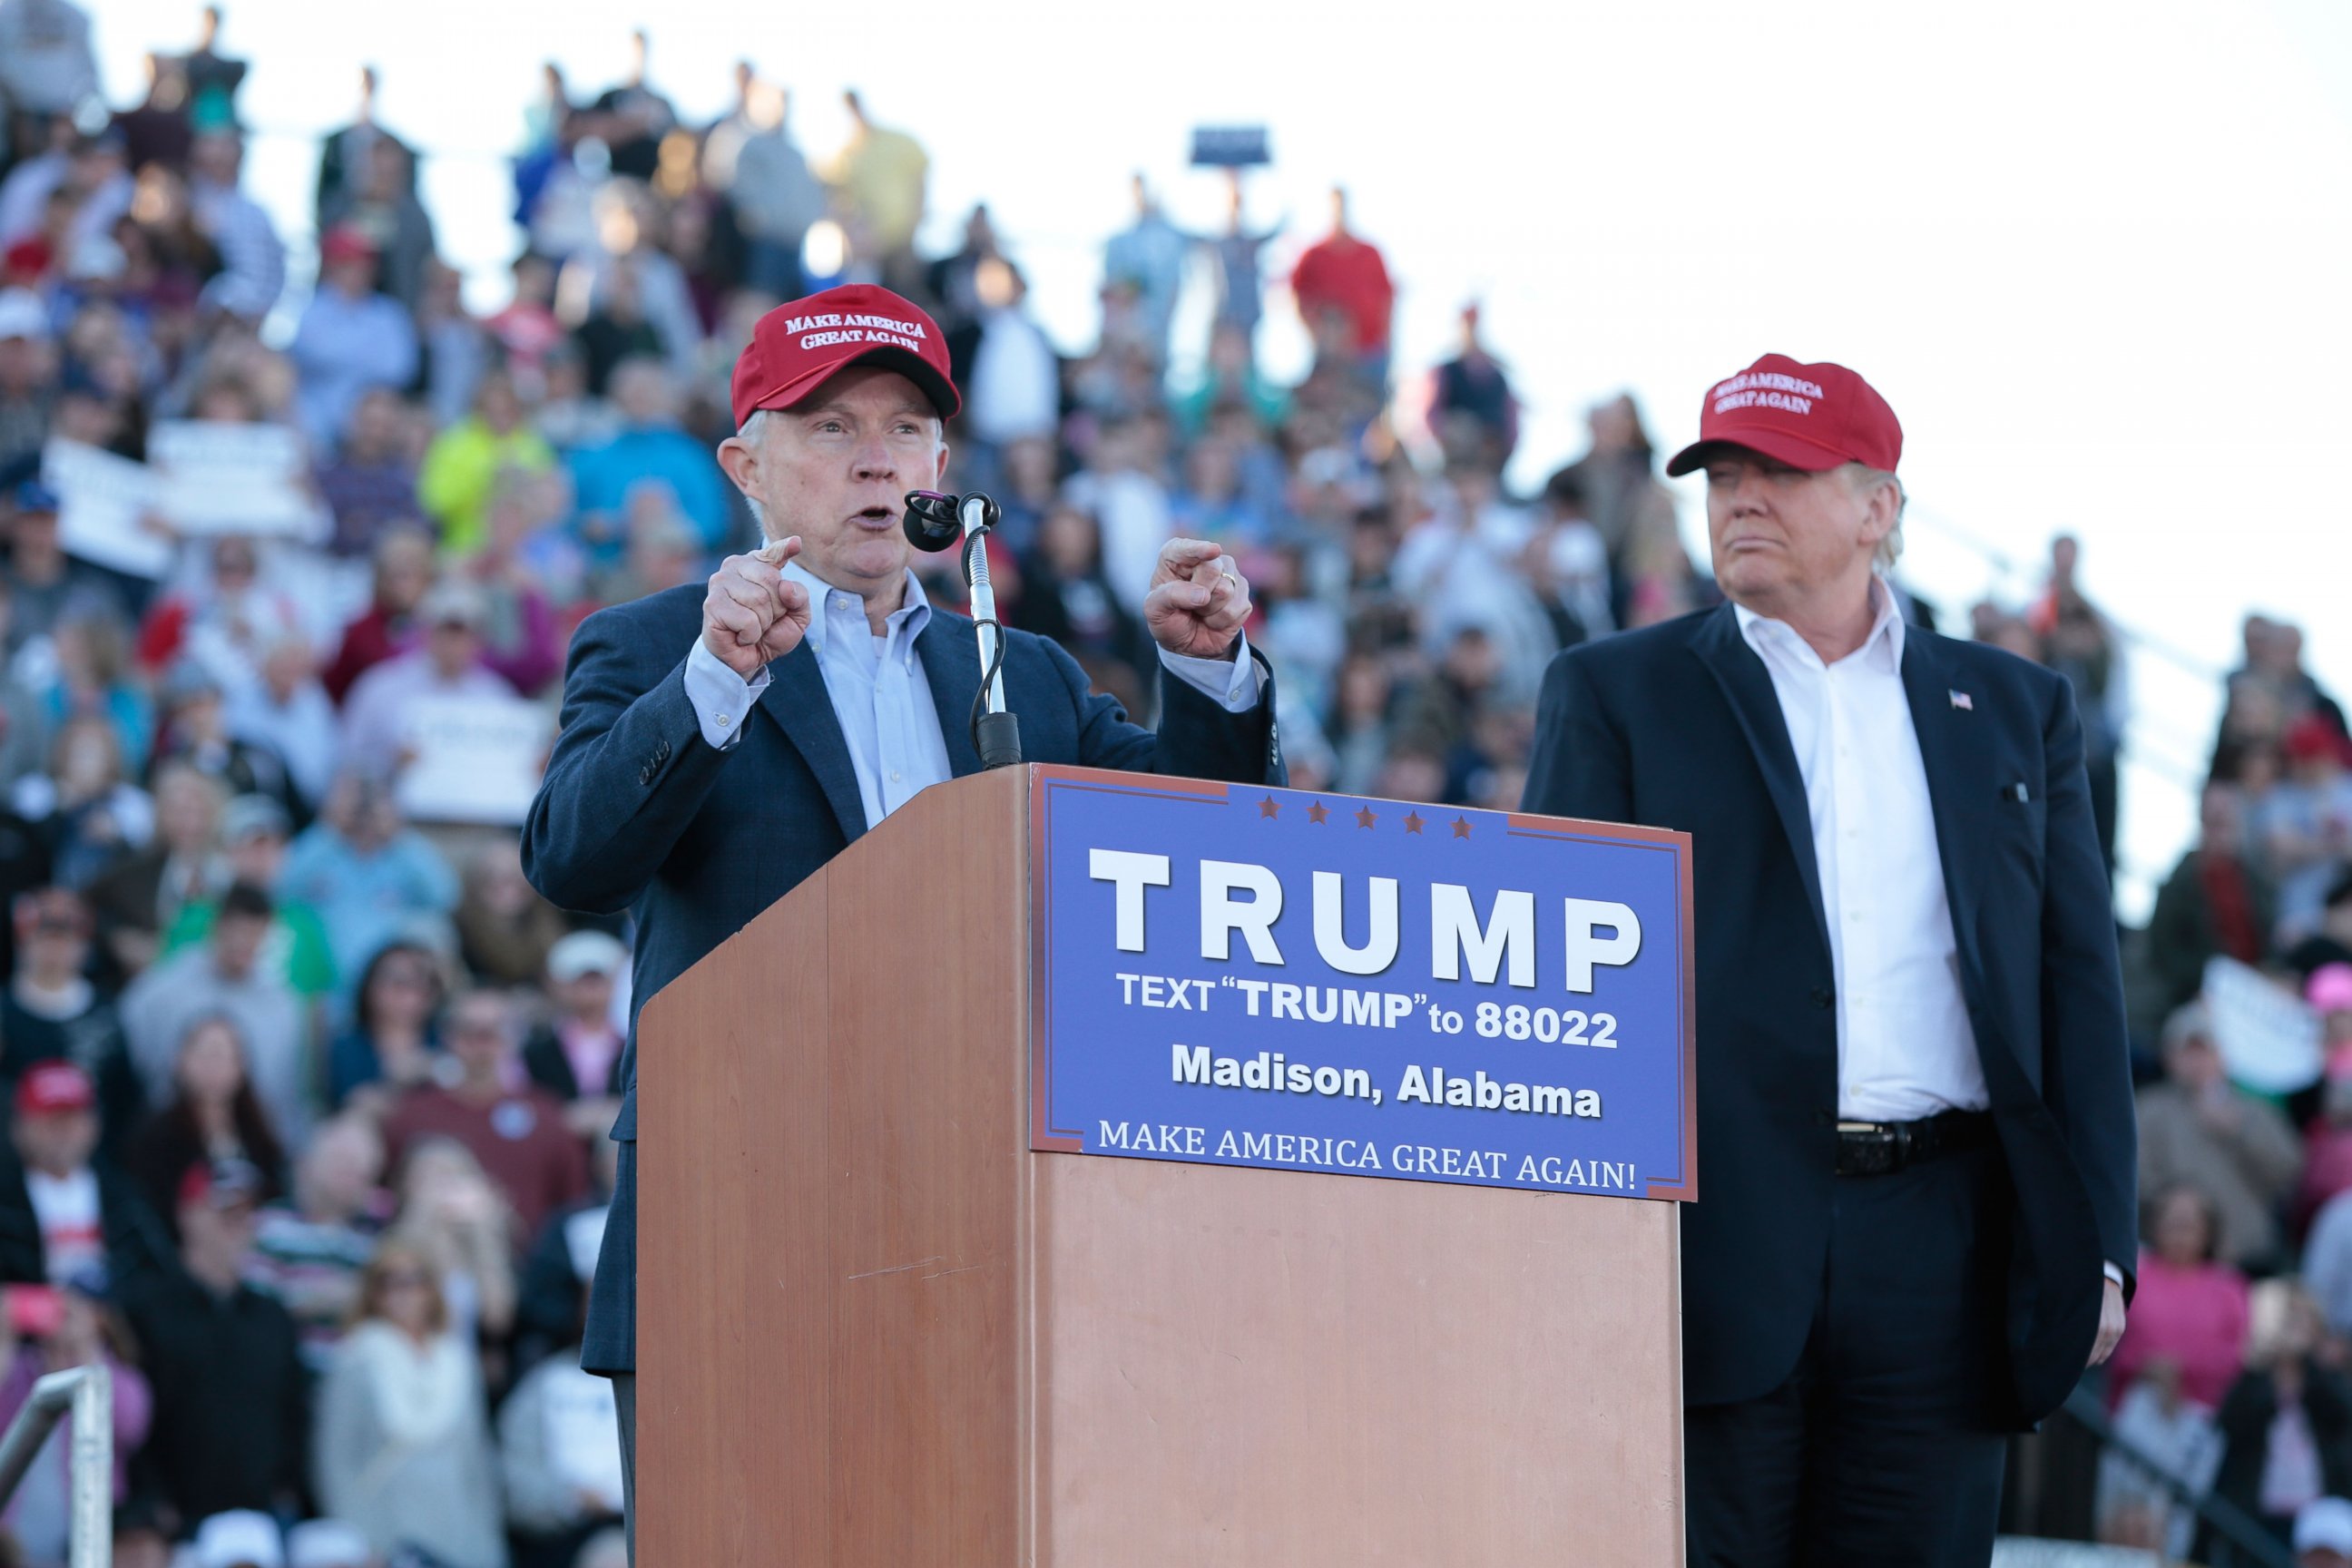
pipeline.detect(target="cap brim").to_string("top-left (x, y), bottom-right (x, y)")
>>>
top-left (1663, 429), bottom-right (1856, 478)
top-left (752, 346), bottom-right (962, 424)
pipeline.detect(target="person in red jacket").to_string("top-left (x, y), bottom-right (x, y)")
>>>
top-left (1289, 186), bottom-right (1395, 387)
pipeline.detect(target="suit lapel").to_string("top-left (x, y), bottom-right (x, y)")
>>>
top-left (1897, 631), bottom-right (1991, 981)
top-left (754, 642), bottom-right (868, 843)
top-left (917, 612), bottom-right (985, 779)
top-left (1690, 605), bottom-right (1832, 959)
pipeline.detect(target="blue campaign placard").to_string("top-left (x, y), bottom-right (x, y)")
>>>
top-left (1028, 768), bottom-right (1696, 1200)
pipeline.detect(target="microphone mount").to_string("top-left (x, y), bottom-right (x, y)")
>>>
top-left (902, 489), bottom-right (1023, 770)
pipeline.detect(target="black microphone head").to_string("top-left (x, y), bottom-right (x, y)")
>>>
top-left (902, 490), bottom-right (963, 554)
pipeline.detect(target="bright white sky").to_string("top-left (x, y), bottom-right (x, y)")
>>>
top-left (86, 0), bottom-right (2352, 916)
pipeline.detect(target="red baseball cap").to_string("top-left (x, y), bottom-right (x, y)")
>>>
top-left (318, 226), bottom-right (377, 267)
top-left (730, 283), bottom-right (960, 428)
top-left (15, 1063), bottom-right (93, 1118)
top-left (1664, 354), bottom-right (1902, 477)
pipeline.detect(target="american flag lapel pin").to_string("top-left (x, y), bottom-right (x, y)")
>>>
top-left (1949, 690), bottom-right (1974, 711)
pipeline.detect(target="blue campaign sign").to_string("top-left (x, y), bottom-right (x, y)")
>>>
top-left (1027, 767), bottom-right (1696, 1200)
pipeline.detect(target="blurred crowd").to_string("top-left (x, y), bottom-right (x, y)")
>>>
top-left (0, 2), bottom-right (2347, 1564)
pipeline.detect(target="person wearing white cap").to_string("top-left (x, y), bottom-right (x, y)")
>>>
top-left (192, 1508), bottom-right (286, 1568)
top-left (522, 929), bottom-right (628, 1139)
top-left (338, 577), bottom-right (515, 780)
top-left (2300, 1495), bottom-right (2352, 1568)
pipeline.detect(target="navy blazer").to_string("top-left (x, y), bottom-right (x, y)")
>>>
top-left (523, 583), bottom-right (1285, 1371)
top-left (1521, 603), bottom-right (2136, 1427)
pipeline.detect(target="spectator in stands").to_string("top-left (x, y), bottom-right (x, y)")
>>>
top-left (16, 713), bottom-right (148, 893)
top-left (454, 836), bottom-right (568, 989)
top-left (716, 81), bottom-right (822, 302)
top-left (0, 887), bottom-right (142, 1148)
top-left (564, 358), bottom-right (730, 564)
top-left (2269, 716), bottom-right (2352, 943)
top-left (2110, 1183), bottom-right (2250, 1412)
top-left (957, 259), bottom-right (1058, 451)
top-left (313, 64), bottom-right (410, 230)
top-left (522, 930), bottom-right (625, 1137)
top-left (320, 138), bottom-right (436, 314)
top-left (1421, 303), bottom-right (1518, 475)
top-left (126, 1013), bottom-right (288, 1231)
top-left (313, 387), bottom-right (420, 561)
top-left (279, 775), bottom-right (456, 1009)
top-left (1102, 175), bottom-right (1189, 371)
top-left (119, 881), bottom-right (309, 1145)
top-left (250, 1113), bottom-right (384, 1372)
top-left (2146, 784), bottom-right (2274, 1019)
top-left (289, 226), bottom-right (418, 447)
top-left (1014, 501), bottom-right (1151, 692)
top-left (0, 0), bottom-right (99, 132)
top-left (448, 475), bottom-right (566, 697)
top-left (314, 1237), bottom-right (506, 1568)
top-left (84, 759), bottom-right (224, 979)
top-left (1290, 187), bottom-right (1394, 387)
top-left (146, 662), bottom-right (300, 818)
top-left (1203, 172), bottom-right (1277, 355)
top-left (2094, 1355), bottom-right (2221, 1557)
top-left (2291, 870), bottom-right (2352, 980)
top-left (0, 1062), bottom-right (169, 1293)
top-left (0, 298), bottom-right (57, 475)
top-left (322, 526), bottom-right (436, 703)
top-left (822, 90), bottom-right (928, 286)
top-left (123, 1156), bottom-right (308, 1533)
top-left (162, 794), bottom-right (336, 1002)
top-left (386, 988), bottom-right (586, 1243)
top-left (2136, 1001), bottom-right (2302, 1271)
top-left (338, 579), bottom-right (517, 781)
top-left (2029, 535), bottom-right (2123, 873)
top-left (2209, 1280), bottom-right (2352, 1552)
top-left (5, 481), bottom-right (122, 655)
top-left (328, 938), bottom-right (444, 1114)
top-left (389, 1138), bottom-right (514, 1346)
top-left (416, 367), bottom-right (556, 559)
top-left (227, 636), bottom-right (338, 812)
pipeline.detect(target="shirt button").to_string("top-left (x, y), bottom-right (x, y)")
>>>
top-left (717, 713), bottom-right (730, 726)
top-left (889, 770), bottom-right (901, 782)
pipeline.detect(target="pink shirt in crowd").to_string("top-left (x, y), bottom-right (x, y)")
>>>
top-left (2107, 1251), bottom-right (2252, 1412)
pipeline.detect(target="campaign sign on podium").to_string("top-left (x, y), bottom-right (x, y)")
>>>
top-left (1029, 768), bottom-right (1696, 1201)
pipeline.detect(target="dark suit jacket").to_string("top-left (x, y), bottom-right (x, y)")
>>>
top-left (522, 583), bottom-right (1285, 1371)
top-left (1521, 603), bottom-right (2136, 1426)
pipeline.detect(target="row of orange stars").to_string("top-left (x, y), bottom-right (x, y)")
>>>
top-left (1258, 797), bottom-right (1475, 838)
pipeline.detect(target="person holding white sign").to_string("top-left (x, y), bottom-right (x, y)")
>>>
top-left (338, 581), bottom-right (515, 782)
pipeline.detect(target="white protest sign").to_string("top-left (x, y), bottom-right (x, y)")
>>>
top-left (394, 692), bottom-right (551, 826)
top-left (2204, 955), bottom-right (2322, 1093)
top-left (39, 437), bottom-right (173, 579)
top-left (541, 1364), bottom-right (624, 1511)
top-left (147, 419), bottom-right (329, 540)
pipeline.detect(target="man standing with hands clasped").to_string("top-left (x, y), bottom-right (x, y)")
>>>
top-left (522, 282), bottom-right (1284, 1561)
top-left (1522, 355), bottom-right (2136, 1565)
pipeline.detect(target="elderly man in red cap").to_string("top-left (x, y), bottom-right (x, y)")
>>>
top-left (522, 283), bottom-right (1284, 1556)
top-left (1523, 356), bottom-right (2136, 1564)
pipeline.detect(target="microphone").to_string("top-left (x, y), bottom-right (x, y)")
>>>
top-left (900, 489), bottom-right (1022, 770)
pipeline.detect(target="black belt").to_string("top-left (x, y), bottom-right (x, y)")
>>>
top-left (1831, 1109), bottom-right (1995, 1177)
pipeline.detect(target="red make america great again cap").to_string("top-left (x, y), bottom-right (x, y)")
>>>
top-left (730, 282), bottom-right (961, 427)
top-left (1663, 353), bottom-right (1901, 477)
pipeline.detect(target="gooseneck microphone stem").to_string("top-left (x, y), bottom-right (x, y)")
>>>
top-left (901, 487), bottom-right (1024, 769)
top-left (960, 495), bottom-right (1024, 769)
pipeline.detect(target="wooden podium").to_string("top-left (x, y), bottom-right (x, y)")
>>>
top-left (636, 766), bottom-right (1685, 1564)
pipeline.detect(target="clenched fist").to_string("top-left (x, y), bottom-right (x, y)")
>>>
top-left (1143, 538), bottom-right (1251, 661)
top-left (702, 536), bottom-right (813, 678)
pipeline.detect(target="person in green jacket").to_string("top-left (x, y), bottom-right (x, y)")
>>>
top-left (416, 367), bottom-right (556, 558)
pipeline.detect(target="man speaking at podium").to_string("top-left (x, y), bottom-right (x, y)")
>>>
top-left (522, 283), bottom-right (1283, 1556)
top-left (1522, 356), bottom-right (2136, 1565)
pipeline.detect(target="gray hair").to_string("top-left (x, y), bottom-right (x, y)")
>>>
top-left (1844, 464), bottom-right (1907, 573)
top-left (735, 410), bottom-right (774, 537)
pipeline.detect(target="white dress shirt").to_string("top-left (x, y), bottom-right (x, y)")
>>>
top-left (1734, 582), bottom-right (1988, 1122)
top-left (683, 561), bottom-right (1263, 830)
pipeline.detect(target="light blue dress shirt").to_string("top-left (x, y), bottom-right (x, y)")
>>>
top-left (683, 561), bottom-right (1262, 830)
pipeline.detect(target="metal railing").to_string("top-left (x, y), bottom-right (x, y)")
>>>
top-left (2057, 1384), bottom-right (2291, 1568)
top-left (0, 1364), bottom-right (112, 1568)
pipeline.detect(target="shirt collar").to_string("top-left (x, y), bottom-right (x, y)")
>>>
top-left (1733, 576), bottom-right (1906, 671)
top-left (779, 559), bottom-right (930, 656)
